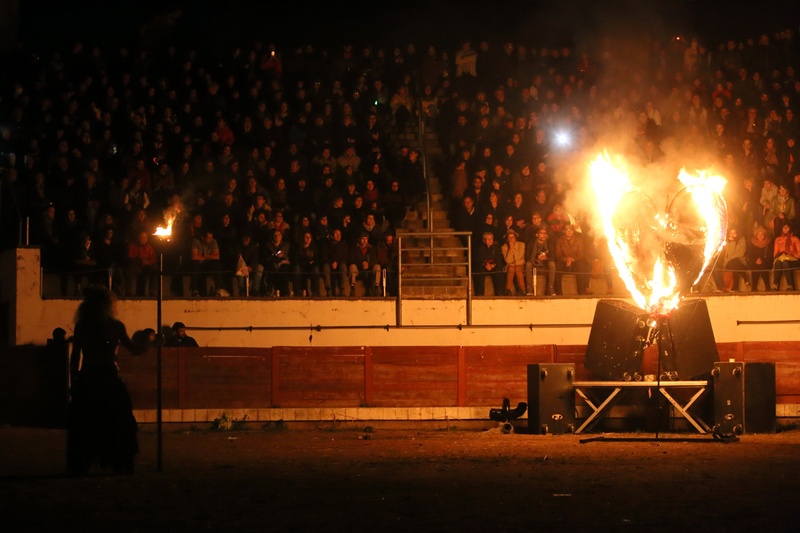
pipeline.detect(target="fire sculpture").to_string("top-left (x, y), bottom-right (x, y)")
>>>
top-left (589, 151), bottom-right (728, 320)
top-left (582, 151), bottom-right (728, 384)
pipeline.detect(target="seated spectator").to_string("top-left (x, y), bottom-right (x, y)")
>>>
top-left (337, 144), bottom-right (362, 179)
top-left (472, 230), bottom-right (505, 296)
top-left (772, 222), bottom-right (800, 290)
top-left (360, 212), bottom-right (383, 245)
top-left (765, 183), bottom-right (795, 235)
top-left (189, 229), bottom-right (226, 297)
top-left (500, 214), bottom-right (523, 240)
top-left (72, 231), bottom-right (100, 290)
top-left (272, 210), bottom-right (291, 238)
top-left (348, 232), bottom-right (381, 297)
top-left (477, 212), bottom-right (502, 243)
top-left (165, 321), bottom-right (199, 347)
top-left (712, 227), bottom-right (749, 292)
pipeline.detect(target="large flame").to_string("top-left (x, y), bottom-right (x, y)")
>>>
top-left (589, 152), bottom-right (727, 318)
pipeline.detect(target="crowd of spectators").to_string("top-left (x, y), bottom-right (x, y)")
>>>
top-left (0, 25), bottom-right (798, 298)
top-left (440, 32), bottom-right (800, 294)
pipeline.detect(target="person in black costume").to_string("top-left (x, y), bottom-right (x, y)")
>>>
top-left (67, 286), bottom-right (145, 476)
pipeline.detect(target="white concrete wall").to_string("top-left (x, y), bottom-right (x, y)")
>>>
top-left (7, 247), bottom-right (800, 347)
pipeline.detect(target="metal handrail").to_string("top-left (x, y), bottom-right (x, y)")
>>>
top-left (396, 230), bottom-right (473, 326)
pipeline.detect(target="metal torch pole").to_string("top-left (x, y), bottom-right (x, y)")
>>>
top-left (156, 249), bottom-right (163, 471)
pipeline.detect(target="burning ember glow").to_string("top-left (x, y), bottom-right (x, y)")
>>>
top-left (589, 152), bottom-right (727, 319)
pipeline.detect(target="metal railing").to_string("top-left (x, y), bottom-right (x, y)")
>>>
top-left (396, 230), bottom-right (473, 326)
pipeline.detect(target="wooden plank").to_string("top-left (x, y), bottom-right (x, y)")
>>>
top-left (740, 342), bottom-right (800, 362)
top-left (462, 346), bottom-right (555, 406)
top-left (271, 346), bottom-right (280, 406)
top-left (457, 347), bottom-right (466, 407)
top-left (371, 346), bottom-right (458, 407)
top-left (275, 348), bottom-right (366, 407)
top-left (180, 354), bottom-right (272, 408)
top-left (178, 349), bottom-right (187, 408)
top-left (364, 347), bottom-right (373, 406)
top-left (776, 364), bottom-right (800, 395)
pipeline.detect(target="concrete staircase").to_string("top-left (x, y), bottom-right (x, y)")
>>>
top-left (388, 123), bottom-right (469, 299)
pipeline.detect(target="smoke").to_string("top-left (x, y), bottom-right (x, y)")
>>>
top-left (534, 0), bottom-right (732, 237)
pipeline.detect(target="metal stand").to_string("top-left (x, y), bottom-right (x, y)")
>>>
top-left (156, 250), bottom-right (163, 471)
top-left (577, 317), bottom-right (728, 444)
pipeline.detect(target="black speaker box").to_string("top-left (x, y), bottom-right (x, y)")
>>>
top-left (712, 361), bottom-right (776, 435)
top-left (584, 300), bottom-right (650, 381)
top-left (527, 363), bottom-right (575, 434)
top-left (658, 299), bottom-right (719, 380)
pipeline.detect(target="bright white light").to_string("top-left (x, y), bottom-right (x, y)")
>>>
top-left (555, 131), bottom-right (571, 147)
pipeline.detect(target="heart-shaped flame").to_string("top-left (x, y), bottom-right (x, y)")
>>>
top-left (591, 154), bottom-right (727, 318)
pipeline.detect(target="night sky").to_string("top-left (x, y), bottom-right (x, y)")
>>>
top-left (17, 0), bottom-right (799, 54)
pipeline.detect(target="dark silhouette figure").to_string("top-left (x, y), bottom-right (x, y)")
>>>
top-left (67, 286), bottom-right (145, 476)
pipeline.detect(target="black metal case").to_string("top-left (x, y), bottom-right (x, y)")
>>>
top-left (712, 361), bottom-right (776, 435)
top-left (527, 363), bottom-right (575, 434)
top-left (584, 299), bottom-right (650, 381)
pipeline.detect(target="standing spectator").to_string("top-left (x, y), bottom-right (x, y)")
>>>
top-left (126, 230), bottom-right (158, 297)
top-left (292, 230), bottom-right (321, 297)
top-left (322, 227), bottom-right (350, 297)
top-left (454, 40), bottom-right (478, 98)
top-left (376, 229), bottom-right (399, 296)
top-left (94, 226), bottom-right (127, 296)
top-left (759, 177), bottom-right (779, 228)
top-left (261, 228), bottom-right (292, 297)
top-left (389, 85), bottom-right (415, 129)
top-left (453, 195), bottom-right (479, 247)
top-left (747, 225), bottom-right (773, 291)
top-left (232, 231), bottom-right (263, 297)
top-left (525, 227), bottom-right (556, 296)
top-left (382, 179), bottom-right (408, 230)
top-left (555, 224), bottom-right (591, 296)
top-left (501, 229), bottom-right (526, 296)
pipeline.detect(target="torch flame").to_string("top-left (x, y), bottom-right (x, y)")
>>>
top-left (589, 152), bottom-right (727, 319)
top-left (153, 214), bottom-right (175, 238)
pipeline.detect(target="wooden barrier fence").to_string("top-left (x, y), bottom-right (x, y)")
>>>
top-left (118, 342), bottom-right (800, 410)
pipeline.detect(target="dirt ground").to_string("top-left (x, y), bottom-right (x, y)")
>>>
top-left (1, 422), bottom-right (798, 532)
